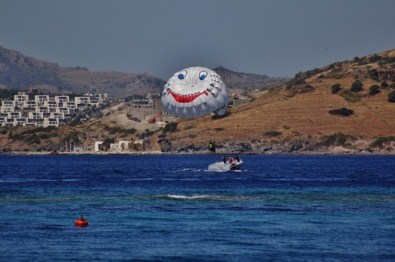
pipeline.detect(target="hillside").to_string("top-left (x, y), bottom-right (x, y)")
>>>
top-left (0, 45), bottom-right (165, 98)
top-left (1, 47), bottom-right (394, 154)
top-left (213, 66), bottom-right (289, 94)
top-left (0, 102), bottom-right (167, 153)
top-left (0, 45), bottom-right (287, 98)
top-left (162, 49), bottom-right (395, 154)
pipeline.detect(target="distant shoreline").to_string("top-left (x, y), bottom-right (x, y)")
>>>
top-left (2, 150), bottom-right (395, 156)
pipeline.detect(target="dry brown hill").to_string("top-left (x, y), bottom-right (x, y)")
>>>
top-left (1, 48), bottom-right (395, 154)
top-left (163, 49), bottom-right (395, 154)
top-left (213, 66), bottom-right (289, 94)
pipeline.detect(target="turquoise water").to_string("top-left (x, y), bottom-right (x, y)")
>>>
top-left (0, 155), bottom-right (394, 261)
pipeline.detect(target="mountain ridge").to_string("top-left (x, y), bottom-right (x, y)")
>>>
top-left (0, 45), bottom-right (287, 98)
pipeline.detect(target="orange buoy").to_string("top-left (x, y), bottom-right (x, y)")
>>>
top-left (74, 215), bottom-right (89, 227)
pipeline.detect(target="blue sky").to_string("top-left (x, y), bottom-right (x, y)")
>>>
top-left (1, 0), bottom-right (394, 79)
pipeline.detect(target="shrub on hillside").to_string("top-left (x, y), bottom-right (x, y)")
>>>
top-left (350, 80), bottom-right (363, 92)
top-left (141, 129), bottom-right (156, 138)
top-left (371, 136), bottom-right (395, 148)
top-left (286, 77), bottom-right (306, 88)
top-left (0, 127), bottom-right (7, 135)
top-left (163, 122), bottom-right (177, 133)
top-left (320, 133), bottom-right (353, 147)
top-left (368, 69), bottom-right (380, 81)
top-left (122, 128), bottom-right (137, 135)
top-left (103, 126), bottom-right (136, 136)
top-left (63, 131), bottom-right (80, 144)
top-left (339, 90), bottom-right (361, 102)
top-left (264, 130), bottom-right (282, 137)
top-left (381, 81), bottom-right (388, 88)
top-left (24, 134), bottom-right (41, 145)
top-left (286, 84), bottom-right (315, 97)
top-left (357, 59), bottom-right (368, 66)
top-left (388, 90), bottom-right (395, 103)
top-left (107, 126), bottom-right (121, 135)
top-left (8, 127), bottom-right (58, 142)
top-left (328, 107), bottom-right (354, 116)
top-left (0, 89), bottom-right (20, 100)
top-left (369, 85), bottom-right (381, 96)
top-left (369, 54), bottom-right (382, 63)
top-left (331, 83), bottom-right (342, 94)
top-left (18, 126), bottom-right (57, 136)
top-left (327, 68), bottom-right (344, 79)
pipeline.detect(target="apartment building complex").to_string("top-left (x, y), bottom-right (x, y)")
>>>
top-left (0, 92), bottom-right (108, 127)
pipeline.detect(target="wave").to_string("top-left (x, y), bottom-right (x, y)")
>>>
top-left (165, 194), bottom-right (213, 200)
top-left (250, 177), bottom-right (351, 182)
top-left (0, 178), bottom-right (87, 183)
top-left (123, 178), bottom-right (155, 181)
top-left (204, 169), bottom-right (245, 173)
top-left (157, 194), bottom-right (249, 201)
top-left (60, 179), bottom-right (87, 182)
top-left (0, 178), bottom-right (57, 183)
top-left (180, 168), bottom-right (202, 172)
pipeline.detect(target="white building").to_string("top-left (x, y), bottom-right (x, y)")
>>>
top-left (28, 112), bottom-right (43, 119)
top-left (75, 96), bottom-right (90, 105)
top-left (1, 93), bottom-right (107, 127)
top-left (44, 118), bottom-right (59, 127)
top-left (94, 141), bottom-right (103, 152)
top-left (119, 140), bottom-right (130, 151)
top-left (50, 112), bottom-right (65, 119)
top-left (13, 118), bottom-right (26, 126)
top-left (55, 96), bottom-right (69, 103)
top-left (34, 95), bottom-right (49, 106)
top-left (14, 92), bottom-right (29, 106)
top-left (8, 112), bottom-right (21, 119)
top-left (0, 100), bottom-right (15, 113)
top-left (0, 116), bottom-right (7, 125)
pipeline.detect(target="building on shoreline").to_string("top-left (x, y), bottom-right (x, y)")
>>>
top-left (0, 92), bottom-right (108, 127)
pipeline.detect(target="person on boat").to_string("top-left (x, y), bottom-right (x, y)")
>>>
top-left (79, 215), bottom-right (86, 221)
top-left (208, 140), bottom-right (216, 154)
top-left (223, 156), bottom-right (227, 163)
top-left (235, 155), bottom-right (240, 162)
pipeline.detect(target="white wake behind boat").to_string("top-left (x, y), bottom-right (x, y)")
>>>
top-left (208, 156), bottom-right (243, 172)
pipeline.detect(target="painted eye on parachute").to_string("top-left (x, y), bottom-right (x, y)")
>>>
top-left (178, 70), bottom-right (187, 80)
top-left (199, 71), bottom-right (207, 80)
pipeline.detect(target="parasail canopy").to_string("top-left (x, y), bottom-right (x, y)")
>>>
top-left (161, 66), bottom-right (228, 118)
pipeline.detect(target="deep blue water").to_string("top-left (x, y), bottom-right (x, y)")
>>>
top-left (0, 154), bottom-right (395, 261)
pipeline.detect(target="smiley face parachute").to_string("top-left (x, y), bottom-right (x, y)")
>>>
top-left (161, 67), bottom-right (228, 118)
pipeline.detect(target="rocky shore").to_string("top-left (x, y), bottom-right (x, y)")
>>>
top-left (160, 136), bottom-right (395, 155)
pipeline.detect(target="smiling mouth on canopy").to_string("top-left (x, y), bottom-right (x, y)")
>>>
top-left (167, 89), bottom-right (209, 103)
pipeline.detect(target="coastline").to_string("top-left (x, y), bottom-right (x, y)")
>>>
top-left (3, 149), bottom-right (395, 156)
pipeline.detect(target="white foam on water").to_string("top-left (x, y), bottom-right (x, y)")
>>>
top-left (165, 194), bottom-right (214, 200)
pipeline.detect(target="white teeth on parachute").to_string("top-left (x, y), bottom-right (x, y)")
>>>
top-left (161, 66), bottom-right (228, 118)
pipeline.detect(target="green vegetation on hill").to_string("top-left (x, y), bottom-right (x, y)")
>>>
top-left (0, 89), bottom-right (19, 100)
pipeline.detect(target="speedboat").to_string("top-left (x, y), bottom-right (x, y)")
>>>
top-left (208, 156), bottom-right (243, 172)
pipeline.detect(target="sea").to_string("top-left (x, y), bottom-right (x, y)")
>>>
top-left (0, 154), bottom-right (394, 261)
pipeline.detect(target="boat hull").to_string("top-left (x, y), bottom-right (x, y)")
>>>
top-left (208, 160), bottom-right (243, 172)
